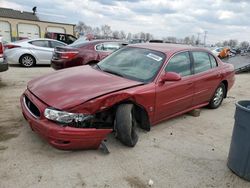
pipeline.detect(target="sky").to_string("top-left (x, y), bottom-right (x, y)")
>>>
top-left (1, 0), bottom-right (249, 44)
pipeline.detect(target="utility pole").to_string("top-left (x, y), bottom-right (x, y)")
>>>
top-left (204, 31), bottom-right (208, 47)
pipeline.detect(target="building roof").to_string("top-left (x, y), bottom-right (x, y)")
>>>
top-left (0, 7), bottom-right (75, 25)
top-left (0, 7), bottom-right (39, 21)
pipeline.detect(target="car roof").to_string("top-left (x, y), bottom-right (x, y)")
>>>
top-left (128, 43), bottom-right (202, 54)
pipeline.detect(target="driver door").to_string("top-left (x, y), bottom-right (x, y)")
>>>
top-left (154, 51), bottom-right (195, 122)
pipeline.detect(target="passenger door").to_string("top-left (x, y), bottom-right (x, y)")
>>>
top-left (29, 40), bottom-right (53, 64)
top-left (191, 51), bottom-right (222, 106)
top-left (155, 52), bottom-right (194, 122)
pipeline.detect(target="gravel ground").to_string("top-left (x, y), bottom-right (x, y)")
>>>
top-left (0, 65), bottom-right (250, 188)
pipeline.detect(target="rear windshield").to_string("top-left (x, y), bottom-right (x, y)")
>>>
top-left (69, 38), bottom-right (90, 48)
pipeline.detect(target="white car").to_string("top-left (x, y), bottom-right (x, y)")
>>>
top-left (211, 47), bottom-right (223, 57)
top-left (4, 38), bottom-right (66, 67)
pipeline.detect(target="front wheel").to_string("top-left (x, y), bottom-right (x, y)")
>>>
top-left (20, 55), bottom-right (36, 67)
top-left (115, 104), bottom-right (138, 147)
top-left (209, 83), bottom-right (226, 109)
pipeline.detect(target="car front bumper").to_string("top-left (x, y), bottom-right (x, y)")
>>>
top-left (0, 57), bottom-right (8, 72)
top-left (20, 90), bottom-right (112, 150)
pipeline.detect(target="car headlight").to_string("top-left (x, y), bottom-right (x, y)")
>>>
top-left (44, 108), bottom-right (92, 124)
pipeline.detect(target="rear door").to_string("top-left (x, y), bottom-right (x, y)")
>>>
top-left (155, 51), bottom-right (194, 122)
top-left (29, 40), bottom-right (53, 64)
top-left (190, 51), bottom-right (222, 106)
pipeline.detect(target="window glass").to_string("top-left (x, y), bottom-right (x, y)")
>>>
top-left (102, 43), bottom-right (120, 51)
top-left (95, 44), bottom-right (103, 51)
top-left (30, 40), bottom-right (49, 48)
top-left (209, 54), bottom-right (218, 68)
top-left (50, 41), bottom-right (65, 48)
top-left (193, 52), bottom-right (211, 73)
top-left (165, 52), bottom-right (191, 76)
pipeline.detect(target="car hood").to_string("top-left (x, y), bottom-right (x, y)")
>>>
top-left (28, 66), bottom-right (142, 110)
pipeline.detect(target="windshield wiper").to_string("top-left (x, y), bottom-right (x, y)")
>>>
top-left (103, 69), bottom-right (124, 77)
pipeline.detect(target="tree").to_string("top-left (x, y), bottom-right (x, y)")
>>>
top-left (119, 30), bottom-right (126, 39)
top-left (93, 27), bottom-right (101, 37)
top-left (101, 25), bottom-right (112, 38)
top-left (127, 32), bottom-right (132, 40)
top-left (75, 21), bottom-right (93, 37)
top-left (112, 30), bottom-right (120, 39)
top-left (239, 41), bottom-right (249, 48)
top-left (184, 36), bottom-right (191, 44)
top-left (145, 33), bottom-right (153, 41)
top-left (228, 39), bottom-right (238, 47)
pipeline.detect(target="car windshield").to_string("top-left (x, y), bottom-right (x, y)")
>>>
top-left (98, 47), bottom-right (166, 82)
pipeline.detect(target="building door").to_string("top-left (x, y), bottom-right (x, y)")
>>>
top-left (17, 24), bottom-right (40, 39)
top-left (0, 21), bottom-right (11, 42)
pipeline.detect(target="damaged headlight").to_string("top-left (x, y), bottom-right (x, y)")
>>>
top-left (44, 108), bottom-right (92, 124)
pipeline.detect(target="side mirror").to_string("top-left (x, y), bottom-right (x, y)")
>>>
top-left (160, 72), bottom-right (181, 82)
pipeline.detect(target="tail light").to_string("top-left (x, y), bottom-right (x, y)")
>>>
top-left (4, 44), bottom-right (20, 49)
top-left (54, 50), bottom-right (79, 59)
top-left (0, 43), bottom-right (3, 58)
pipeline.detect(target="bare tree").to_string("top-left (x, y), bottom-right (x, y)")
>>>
top-left (75, 21), bottom-right (93, 36)
top-left (93, 27), bottom-right (101, 37)
top-left (127, 33), bottom-right (132, 40)
top-left (239, 41), bottom-right (249, 48)
top-left (228, 39), bottom-right (238, 47)
top-left (119, 30), bottom-right (126, 39)
top-left (112, 30), bottom-right (120, 39)
top-left (101, 25), bottom-right (112, 38)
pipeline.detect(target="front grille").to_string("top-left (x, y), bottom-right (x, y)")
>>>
top-left (24, 95), bottom-right (40, 118)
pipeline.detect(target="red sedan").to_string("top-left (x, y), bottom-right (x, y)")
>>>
top-left (21, 43), bottom-right (235, 150)
top-left (51, 39), bottom-right (127, 70)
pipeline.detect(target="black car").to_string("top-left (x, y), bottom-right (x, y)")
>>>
top-left (45, 32), bottom-right (77, 45)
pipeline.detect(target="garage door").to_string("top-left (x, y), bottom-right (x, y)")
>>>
top-left (0, 21), bottom-right (11, 42)
top-left (47, 27), bottom-right (65, 33)
top-left (18, 24), bottom-right (40, 39)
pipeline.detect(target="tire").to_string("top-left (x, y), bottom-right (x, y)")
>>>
top-left (20, 55), bottom-right (36, 67)
top-left (209, 83), bottom-right (226, 109)
top-left (115, 104), bottom-right (138, 147)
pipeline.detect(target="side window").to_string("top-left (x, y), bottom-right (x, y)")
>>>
top-left (193, 52), bottom-right (211, 74)
top-left (103, 43), bottom-right (120, 52)
top-left (209, 54), bottom-right (218, 68)
top-left (165, 52), bottom-right (192, 77)
top-left (95, 44), bottom-right (103, 51)
top-left (30, 40), bottom-right (49, 48)
top-left (50, 41), bottom-right (65, 48)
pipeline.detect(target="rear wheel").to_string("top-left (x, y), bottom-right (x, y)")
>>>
top-left (209, 83), bottom-right (226, 109)
top-left (20, 55), bottom-right (36, 67)
top-left (115, 104), bottom-right (138, 147)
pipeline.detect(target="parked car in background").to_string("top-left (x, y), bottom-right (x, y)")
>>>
top-left (21, 43), bottom-right (235, 150)
top-left (0, 37), bottom-right (8, 72)
top-left (5, 38), bottom-right (67, 67)
top-left (211, 47), bottom-right (230, 59)
top-left (51, 40), bottom-right (127, 70)
top-left (45, 32), bottom-right (77, 44)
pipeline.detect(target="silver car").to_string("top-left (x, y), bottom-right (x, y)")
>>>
top-left (5, 38), bottom-right (66, 67)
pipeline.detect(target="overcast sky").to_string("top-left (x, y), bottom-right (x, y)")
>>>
top-left (1, 0), bottom-right (249, 44)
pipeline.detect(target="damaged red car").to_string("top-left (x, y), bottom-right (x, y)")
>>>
top-left (20, 43), bottom-right (235, 150)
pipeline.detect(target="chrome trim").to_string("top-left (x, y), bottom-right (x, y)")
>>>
top-left (23, 96), bottom-right (39, 119)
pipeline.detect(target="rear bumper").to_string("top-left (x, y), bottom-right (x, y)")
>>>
top-left (20, 91), bottom-right (112, 150)
top-left (51, 59), bottom-right (66, 70)
top-left (0, 57), bottom-right (8, 72)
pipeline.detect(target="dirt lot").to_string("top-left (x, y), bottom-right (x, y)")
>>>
top-left (0, 65), bottom-right (250, 188)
